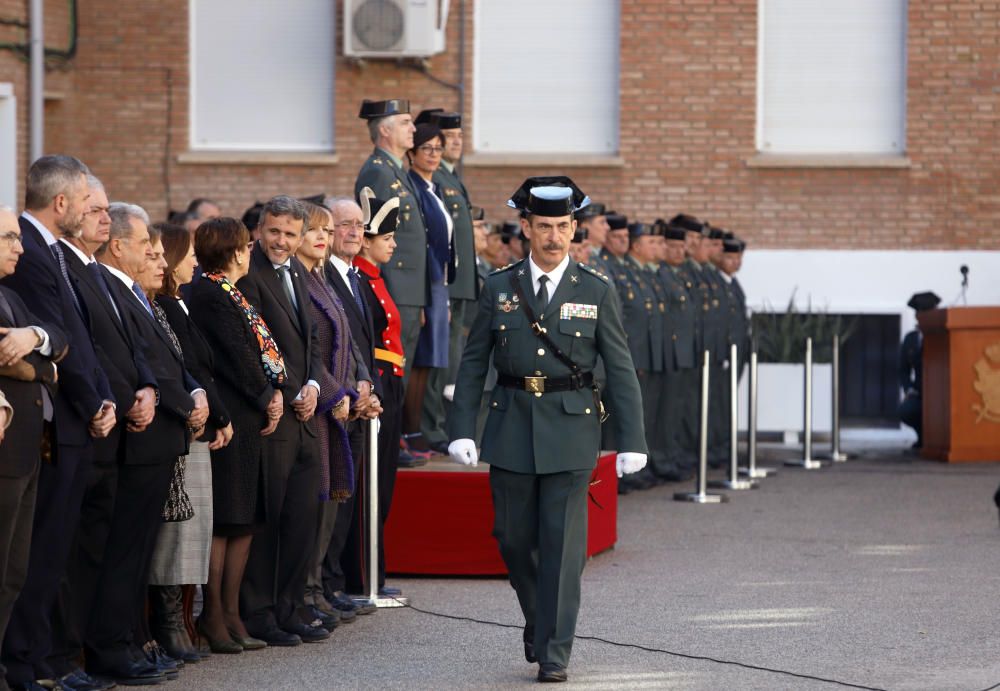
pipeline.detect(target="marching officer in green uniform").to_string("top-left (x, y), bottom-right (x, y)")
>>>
top-left (448, 177), bottom-right (647, 684)
top-left (414, 109), bottom-right (478, 453)
top-left (354, 98), bottom-right (427, 372)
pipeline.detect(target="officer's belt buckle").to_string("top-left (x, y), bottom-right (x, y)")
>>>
top-left (524, 376), bottom-right (546, 393)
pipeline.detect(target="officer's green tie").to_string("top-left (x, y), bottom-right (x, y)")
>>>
top-left (536, 274), bottom-right (549, 311)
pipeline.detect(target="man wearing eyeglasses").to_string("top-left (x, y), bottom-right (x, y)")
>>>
top-left (354, 99), bottom-right (428, 384)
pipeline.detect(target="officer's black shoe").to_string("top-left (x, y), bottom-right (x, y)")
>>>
top-left (523, 625), bottom-right (536, 663)
top-left (537, 663), bottom-right (568, 683)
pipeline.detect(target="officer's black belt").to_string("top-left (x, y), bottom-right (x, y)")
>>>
top-left (496, 371), bottom-right (594, 394)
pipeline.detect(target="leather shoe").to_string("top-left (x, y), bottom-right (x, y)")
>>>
top-left (246, 625), bottom-right (301, 647)
top-left (196, 618), bottom-right (243, 654)
top-left (281, 621), bottom-right (330, 643)
top-left (323, 593), bottom-right (357, 623)
top-left (306, 606), bottom-right (339, 632)
top-left (226, 628), bottom-right (267, 651)
top-left (396, 451), bottom-right (428, 468)
top-left (142, 645), bottom-right (179, 681)
top-left (333, 591), bottom-right (375, 616)
top-left (378, 586), bottom-right (402, 597)
top-left (59, 669), bottom-right (116, 691)
top-left (537, 663), bottom-right (568, 683)
top-left (92, 659), bottom-right (164, 686)
top-left (523, 625), bottom-right (536, 663)
top-left (16, 682), bottom-right (65, 691)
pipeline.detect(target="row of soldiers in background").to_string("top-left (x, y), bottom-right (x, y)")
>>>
top-left (471, 207), bottom-right (751, 494)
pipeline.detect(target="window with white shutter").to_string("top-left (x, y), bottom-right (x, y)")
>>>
top-left (190, 0), bottom-right (335, 151)
top-left (757, 0), bottom-right (907, 155)
top-left (474, 0), bottom-right (619, 155)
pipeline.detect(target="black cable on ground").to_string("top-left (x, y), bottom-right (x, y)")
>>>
top-left (392, 598), bottom-right (888, 690)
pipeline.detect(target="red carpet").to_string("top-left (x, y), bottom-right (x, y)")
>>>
top-left (385, 452), bottom-right (618, 576)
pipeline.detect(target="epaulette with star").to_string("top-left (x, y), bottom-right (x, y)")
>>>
top-left (578, 262), bottom-right (609, 282)
top-left (489, 259), bottom-right (524, 275)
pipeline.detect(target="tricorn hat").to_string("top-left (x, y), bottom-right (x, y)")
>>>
top-left (722, 237), bottom-right (743, 253)
top-left (574, 202), bottom-right (606, 221)
top-left (358, 99), bottom-right (410, 120)
top-left (628, 222), bottom-right (654, 239)
top-left (358, 186), bottom-right (399, 236)
top-left (707, 225), bottom-right (725, 240)
top-left (907, 291), bottom-right (941, 312)
top-left (605, 212), bottom-right (628, 231)
top-left (669, 213), bottom-right (705, 235)
top-left (411, 123), bottom-right (442, 150)
top-left (507, 176), bottom-right (590, 217)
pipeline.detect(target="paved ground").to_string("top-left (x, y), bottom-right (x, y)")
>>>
top-left (178, 444), bottom-right (1000, 690)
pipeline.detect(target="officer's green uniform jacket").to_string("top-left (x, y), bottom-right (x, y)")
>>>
top-left (656, 263), bottom-right (697, 371)
top-left (355, 147), bottom-right (427, 307)
top-left (449, 257), bottom-right (647, 474)
top-left (434, 162), bottom-right (477, 302)
top-left (620, 255), bottom-right (664, 373)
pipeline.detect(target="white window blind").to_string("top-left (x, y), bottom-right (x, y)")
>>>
top-left (758, 0), bottom-right (907, 154)
top-left (190, 0), bottom-right (335, 151)
top-left (474, 0), bottom-right (619, 155)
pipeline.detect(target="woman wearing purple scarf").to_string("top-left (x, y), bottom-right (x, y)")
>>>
top-left (295, 201), bottom-right (359, 628)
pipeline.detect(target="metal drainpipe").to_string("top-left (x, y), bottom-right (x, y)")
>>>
top-left (29, 0), bottom-right (44, 163)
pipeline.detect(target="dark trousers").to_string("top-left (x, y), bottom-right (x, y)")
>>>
top-left (323, 423), bottom-right (364, 595)
top-left (240, 423), bottom-right (320, 632)
top-left (421, 298), bottom-right (471, 444)
top-left (48, 453), bottom-right (119, 677)
top-left (3, 443), bottom-right (92, 685)
top-left (489, 466), bottom-right (590, 669)
top-left (0, 465), bottom-right (39, 687)
top-left (653, 368), bottom-right (696, 475)
top-left (376, 373), bottom-right (403, 588)
top-left (84, 459), bottom-right (174, 673)
top-left (708, 361), bottom-right (730, 463)
top-left (898, 393), bottom-right (922, 445)
top-left (638, 370), bottom-right (664, 470)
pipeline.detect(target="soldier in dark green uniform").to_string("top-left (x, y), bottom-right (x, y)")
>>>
top-left (448, 177), bottom-right (646, 684)
top-left (702, 225), bottom-right (733, 464)
top-left (653, 221), bottom-right (699, 480)
top-left (718, 233), bottom-right (750, 376)
top-left (619, 222), bottom-right (665, 491)
top-left (414, 109), bottom-right (478, 453)
top-left (354, 98), bottom-right (426, 378)
top-left (574, 202), bottom-right (608, 272)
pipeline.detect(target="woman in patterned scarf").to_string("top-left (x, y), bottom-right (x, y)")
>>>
top-left (188, 217), bottom-right (285, 654)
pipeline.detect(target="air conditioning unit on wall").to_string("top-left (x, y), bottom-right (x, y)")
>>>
top-left (344, 0), bottom-right (450, 58)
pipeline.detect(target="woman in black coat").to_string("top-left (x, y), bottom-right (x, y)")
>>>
top-left (188, 218), bottom-right (285, 653)
top-left (147, 223), bottom-right (233, 661)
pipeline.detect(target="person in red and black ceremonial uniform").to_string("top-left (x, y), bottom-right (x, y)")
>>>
top-left (352, 187), bottom-right (405, 596)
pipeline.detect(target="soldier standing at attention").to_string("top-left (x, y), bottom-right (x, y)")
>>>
top-left (655, 221), bottom-right (699, 480)
top-left (448, 177), bottom-right (647, 684)
top-left (354, 99), bottom-right (426, 387)
top-left (718, 233), bottom-right (750, 375)
top-left (415, 109), bottom-right (477, 455)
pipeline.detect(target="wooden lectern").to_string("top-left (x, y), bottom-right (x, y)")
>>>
top-left (918, 307), bottom-right (1000, 462)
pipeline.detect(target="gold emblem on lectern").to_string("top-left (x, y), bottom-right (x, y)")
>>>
top-left (972, 342), bottom-right (1000, 423)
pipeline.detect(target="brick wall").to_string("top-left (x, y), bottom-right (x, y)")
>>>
top-left (3, 0), bottom-right (998, 248)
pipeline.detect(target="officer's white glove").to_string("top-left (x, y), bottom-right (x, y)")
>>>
top-left (448, 438), bottom-right (478, 467)
top-left (616, 452), bottom-right (647, 478)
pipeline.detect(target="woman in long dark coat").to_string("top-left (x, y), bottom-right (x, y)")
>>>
top-left (188, 217), bottom-right (285, 653)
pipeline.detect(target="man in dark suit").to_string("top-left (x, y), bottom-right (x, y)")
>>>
top-left (899, 291), bottom-right (940, 449)
top-left (0, 204), bottom-right (67, 691)
top-left (0, 156), bottom-right (118, 691)
top-left (322, 196), bottom-right (385, 609)
top-left (84, 203), bottom-right (206, 685)
top-left (49, 179), bottom-right (160, 688)
top-left (236, 195), bottom-right (329, 646)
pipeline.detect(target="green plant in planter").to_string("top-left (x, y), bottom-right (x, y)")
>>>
top-left (750, 290), bottom-right (857, 363)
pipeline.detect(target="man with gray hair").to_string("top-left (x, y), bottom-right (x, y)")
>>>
top-left (236, 195), bottom-right (329, 646)
top-left (0, 155), bottom-right (118, 691)
top-left (354, 99), bottom-right (428, 389)
top-left (81, 201), bottom-right (207, 685)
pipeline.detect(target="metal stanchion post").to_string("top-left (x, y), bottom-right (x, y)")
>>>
top-left (675, 351), bottom-right (728, 503)
top-left (710, 344), bottom-right (756, 490)
top-left (819, 333), bottom-right (849, 462)
top-left (354, 417), bottom-right (407, 608)
top-left (786, 337), bottom-right (823, 469)
top-left (740, 347), bottom-right (776, 478)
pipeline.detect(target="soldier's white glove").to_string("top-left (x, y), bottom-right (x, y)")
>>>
top-left (448, 438), bottom-right (478, 466)
top-left (616, 452), bottom-right (647, 478)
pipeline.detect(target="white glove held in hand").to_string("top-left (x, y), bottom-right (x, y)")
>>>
top-left (448, 438), bottom-right (478, 466)
top-left (616, 452), bottom-right (647, 478)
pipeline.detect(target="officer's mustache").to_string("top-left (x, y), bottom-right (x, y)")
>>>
top-left (542, 242), bottom-right (563, 251)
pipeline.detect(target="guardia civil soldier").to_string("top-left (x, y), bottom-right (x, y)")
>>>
top-left (355, 99), bottom-right (426, 372)
top-left (415, 109), bottom-right (477, 453)
top-left (653, 222), bottom-right (698, 480)
top-left (448, 177), bottom-right (646, 684)
top-left (597, 211), bottom-right (629, 281)
top-left (701, 225), bottom-right (733, 463)
top-left (619, 222), bottom-right (665, 491)
top-left (718, 233), bottom-right (750, 375)
top-left (574, 202), bottom-right (608, 273)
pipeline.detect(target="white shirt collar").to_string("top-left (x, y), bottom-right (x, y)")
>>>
top-left (440, 160), bottom-right (455, 174)
top-left (528, 253), bottom-right (570, 296)
top-left (100, 262), bottom-right (135, 289)
top-left (59, 238), bottom-right (93, 264)
top-left (21, 211), bottom-right (57, 246)
top-left (719, 271), bottom-right (733, 284)
top-left (328, 255), bottom-right (355, 292)
top-left (271, 259), bottom-right (291, 271)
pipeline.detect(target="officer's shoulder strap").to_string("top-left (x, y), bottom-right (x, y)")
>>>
top-left (489, 259), bottom-right (524, 276)
top-left (578, 262), bottom-right (609, 283)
